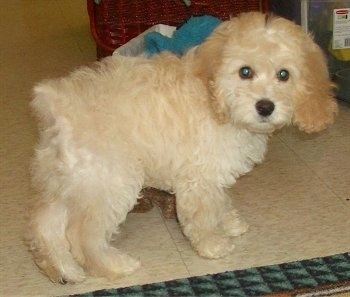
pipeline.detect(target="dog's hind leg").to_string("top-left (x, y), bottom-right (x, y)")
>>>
top-left (27, 200), bottom-right (86, 284)
top-left (28, 135), bottom-right (142, 281)
top-left (64, 156), bottom-right (143, 280)
top-left (66, 204), bottom-right (141, 280)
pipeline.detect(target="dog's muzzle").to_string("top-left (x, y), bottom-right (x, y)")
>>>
top-left (255, 99), bottom-right (275, 117)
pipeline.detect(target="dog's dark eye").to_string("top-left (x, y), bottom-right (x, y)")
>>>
top-left (277, 69), bottom-right (289, 81)
top-left (239, 66), bottom-right (254, 79)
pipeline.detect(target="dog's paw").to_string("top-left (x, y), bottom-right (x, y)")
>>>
top-left (87, 248), bottom-right (141, 280)
top-left (220, 211), bottom-right (249, 237)
top-left (35, 257), bottom-right (86, 284)
top-left (116, 253), bottom-right (141, 277)
top-left (195, 234), bottom-right (235, 259)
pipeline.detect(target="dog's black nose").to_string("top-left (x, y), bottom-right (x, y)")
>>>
top-left (255, 99), bottom-right (275, 117)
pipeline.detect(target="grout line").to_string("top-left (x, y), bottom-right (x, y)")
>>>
top-left (159, 209), bottom-right (192, 277)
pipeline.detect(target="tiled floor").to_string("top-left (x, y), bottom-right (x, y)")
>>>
top-left (0, 1), bottom-right (349, 296)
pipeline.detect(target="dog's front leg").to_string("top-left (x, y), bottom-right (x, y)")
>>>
top-left (175, 181), bottom-right (248, 259)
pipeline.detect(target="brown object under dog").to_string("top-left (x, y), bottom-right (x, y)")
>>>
top-left (132, 188), bottom-right (177, 219)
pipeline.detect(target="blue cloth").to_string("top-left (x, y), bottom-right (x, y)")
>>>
top-left (144, 15), bottom-right (222, 57)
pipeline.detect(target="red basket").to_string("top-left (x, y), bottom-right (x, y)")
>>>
top-left (87, 0), bottom-right (269, 59)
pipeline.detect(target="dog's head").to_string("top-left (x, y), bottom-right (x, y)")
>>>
top-left (194, 12), bottom-right (337, 133)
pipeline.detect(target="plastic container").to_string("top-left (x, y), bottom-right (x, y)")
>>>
top-left (334, 68), bottom-right (350, 102)
top-left (271, 0), bottom-right (350, 101)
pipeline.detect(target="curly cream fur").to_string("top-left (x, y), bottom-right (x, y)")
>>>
top-left (27, 12), bottom-right (337, 283)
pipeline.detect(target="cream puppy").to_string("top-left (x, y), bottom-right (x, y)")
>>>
top-left (27, 12), bottom-right (337, 283)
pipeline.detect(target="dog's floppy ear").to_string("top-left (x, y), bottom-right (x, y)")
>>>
top-left (194, 21), bottom-right (236, 124)
top-left (292, 40), bottom-right (338, 133)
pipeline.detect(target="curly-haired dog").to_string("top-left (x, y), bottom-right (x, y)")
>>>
top-left (27, 12), bottom-right (337, 283)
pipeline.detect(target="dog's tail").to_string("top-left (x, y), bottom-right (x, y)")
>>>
top-left (31, 81), bottom-right (60, 130)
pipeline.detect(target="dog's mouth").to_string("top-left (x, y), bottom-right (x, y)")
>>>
top-left (229, 98), bottom-right (292, 134)
top-left (259, 116), bottom-right (271, 123)
top-left (249, 121), bottom-right (276, 134)
top-left (231, 110), bottom-right (280, 134)
top-left (245, 113), bottom-right (287, 134)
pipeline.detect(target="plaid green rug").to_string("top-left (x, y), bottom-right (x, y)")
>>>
top-left (72, 253), bottom-right (350, 297)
